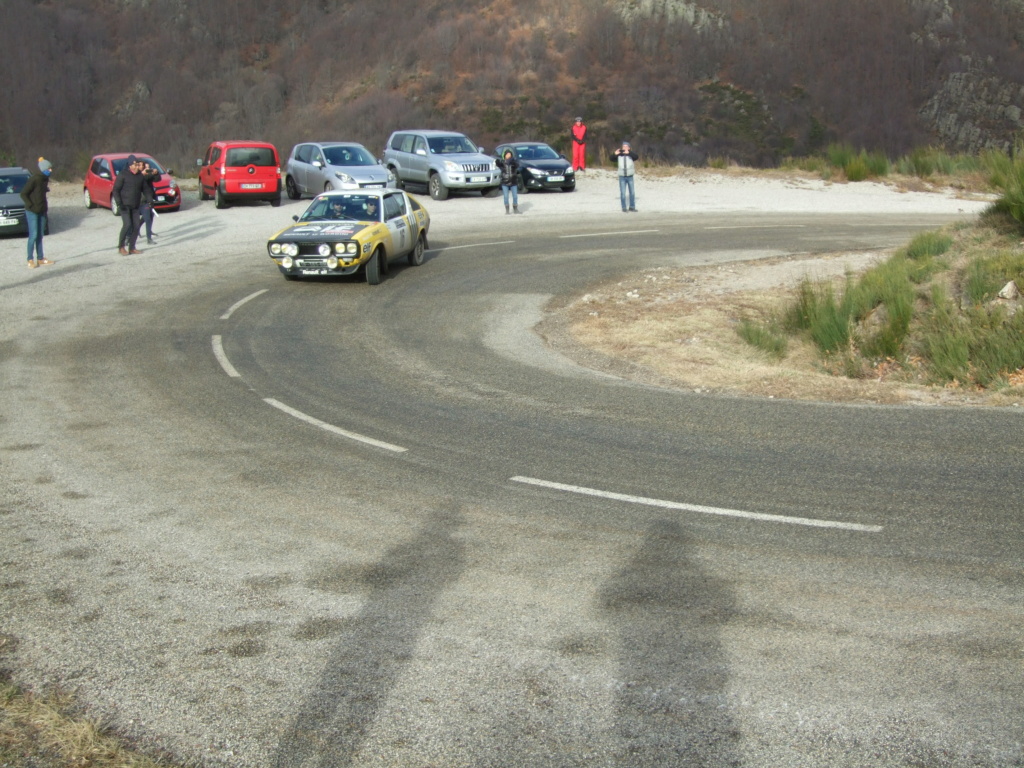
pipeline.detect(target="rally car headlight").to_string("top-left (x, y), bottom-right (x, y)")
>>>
top-left (276, 243), bottom-right (298, 257)
top-left (326, 256), bottom-right (339, 269)
top-left (335, 242), bottom-right (357, 255)
top-left (280, 256), bottom-right (293, 268)
top-left (318, 244), bottom-right (332, 257)
top-left (270, 243), bottom-right (282, 255)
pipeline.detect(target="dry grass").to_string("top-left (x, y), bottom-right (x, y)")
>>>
top-left (0, 673), bottom-right (171, 768)
top-left (543, 251), bottom-right (1024, 407)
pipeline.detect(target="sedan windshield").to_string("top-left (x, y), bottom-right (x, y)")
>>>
top-left (323, 145), bottom-right (377, 167)
top-left (515, 144), bottom-right (561, 161)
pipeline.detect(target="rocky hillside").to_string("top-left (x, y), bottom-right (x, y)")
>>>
top-left (2, 0), bottom-right (1022, 175)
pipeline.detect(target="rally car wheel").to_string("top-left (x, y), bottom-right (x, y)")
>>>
top-left (407, 234), bottom-right (425, 267)
top-left (365, 248), bottom-right (383, 285)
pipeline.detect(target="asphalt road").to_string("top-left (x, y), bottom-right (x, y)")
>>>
top-left (1, 178), bottom-right (1021, 768)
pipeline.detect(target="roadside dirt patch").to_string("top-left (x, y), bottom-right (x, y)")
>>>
top-left (540, 249), bottom-right (1024, 407)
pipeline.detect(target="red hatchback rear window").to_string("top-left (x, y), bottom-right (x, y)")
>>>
top-left (226, 147), bottom-right (276, 167)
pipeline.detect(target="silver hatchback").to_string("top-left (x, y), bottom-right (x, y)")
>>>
top-left (284, 142), bottom-right (395, 198)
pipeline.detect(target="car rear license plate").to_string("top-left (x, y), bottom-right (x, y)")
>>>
top-left (548, 175), bottom-right (565, 182)
top-left (241, 183), bottom-right (262, 189)
top-left (0, 218), bottom-right (17, 227)
top-left (468, 176), bottom-right (486, 183)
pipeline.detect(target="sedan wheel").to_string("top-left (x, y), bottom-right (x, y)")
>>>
top-left (111, 196), bottom-right (121, 216)
top-left (84, 189), bottom-right (96, 209)
top-left (285, 176), bottom-right (300, 200)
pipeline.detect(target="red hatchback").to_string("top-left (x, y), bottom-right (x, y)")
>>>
top-left (83, 153), bottom-right (181, 215)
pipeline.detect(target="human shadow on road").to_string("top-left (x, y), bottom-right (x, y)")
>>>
top-left (598, 519), bottom-right (740, 767)
top-left (271, 507), bottom-right (465, 768)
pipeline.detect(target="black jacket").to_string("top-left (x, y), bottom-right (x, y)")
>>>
top-left (20, 171), bottom-right (49, 215)
top-left (113, 168), bottom-right (146, 209)
top-left (495, 156), bottom-right (520, 186)
top-left (141, 168), bottom-right (161, 205)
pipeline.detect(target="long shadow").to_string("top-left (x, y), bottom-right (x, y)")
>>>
top-left (599, 520), bottom-right (741, 767)
top-left (272, 507), bottom-right (465, 768)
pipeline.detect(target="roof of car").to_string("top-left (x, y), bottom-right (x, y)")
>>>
top-left (317, 189), bottom-right (390, 198)
top-left (391, 129), bottom-right (470, 138)
top-left (91, 152), bottom-right (156, 160)
top-left (501, 142), bottom-right (550, 147)
top-left (307, 141), bottom-right (367, 147)
top-left (0, 166), bottom-right (30, 174)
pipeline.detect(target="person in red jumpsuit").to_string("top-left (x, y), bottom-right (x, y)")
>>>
top-left (571, 116), bottom-right (587, 172)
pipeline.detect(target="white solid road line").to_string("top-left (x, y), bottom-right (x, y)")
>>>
top-left (511, 476), bottom-right (883, 532)
top-left (264, 398), bottom-right (407, 453)
top-left (220, 289), bottom-right (268, 320)
top-left (442, 240), bottom-right (517, 250)
top-left (211, 335), bottom-right (241, 378)
top-left (560, 229), bottom-right (659, 238)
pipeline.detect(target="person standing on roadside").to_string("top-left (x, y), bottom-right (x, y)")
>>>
top-left (113, 155), bottom-right (146, 254)
top-left (20, 157), bottom-right (54, 269)
top-left (495, 149), bottom-right (521, 214)
top-left (612, 141), bottom-right (638, 212)
top-left (571, 116), bottom-right (587, 172)
top-left (140, 161), bottom-right (161, 245)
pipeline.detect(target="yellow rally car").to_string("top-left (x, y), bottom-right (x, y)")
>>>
top-left (267, 189), bottom-right (429, 284)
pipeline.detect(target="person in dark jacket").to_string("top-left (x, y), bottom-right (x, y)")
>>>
top-left (20, 157), bottom-right (54, 268)
top-left (495, 149), bottom-right (521, 214)
top-left (139, 161), bottom-right (161, 245)
top-left (113, 155), bottom-right (146, 254)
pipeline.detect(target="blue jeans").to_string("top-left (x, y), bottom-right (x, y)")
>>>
top-left (618, 175), bottom-right (635, 210)
top-left (501, 184), bottom-right (518, 207)
top-left (26, 211), bottom-right (46, 261)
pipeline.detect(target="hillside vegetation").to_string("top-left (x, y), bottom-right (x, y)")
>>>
top-left (3, 0), bottom-right (1024, 176)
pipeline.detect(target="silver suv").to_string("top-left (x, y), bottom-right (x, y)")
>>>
top-left (383, 130), bottom-right (498, 200)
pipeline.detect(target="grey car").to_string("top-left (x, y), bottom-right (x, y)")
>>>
top-left (0, 167), bottom-right (32, 236)
top-left (285, 142), bottom-right (394, 199)
top-left (382, 130), bottom-right (499, 201)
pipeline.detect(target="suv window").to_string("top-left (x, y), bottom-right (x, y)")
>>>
top-left (395, 134), bottom-right (415, 153)
top-left (427, 135), bottom-right (476, 154)
top-left (226, 147), bottom-right (275, 167)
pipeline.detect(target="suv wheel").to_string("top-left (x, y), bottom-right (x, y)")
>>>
top-left (285, 176), bottom-right (300, 200)
top-left (429, 173), bottom-right (449, 201)
top-left (389, 168), bottom-right (403, 191)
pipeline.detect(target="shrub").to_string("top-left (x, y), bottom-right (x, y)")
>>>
top-left (844, 156), bottom-right (869, 182)
top-left (736, 318), bottom-right (788, 359)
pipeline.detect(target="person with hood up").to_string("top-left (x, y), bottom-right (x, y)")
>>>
top-left (495, 149), bottom-right (522, 214)
top-left (20, 157), bottom-right (54, 268)
top-left (113, 154), bottom-right (146, 254)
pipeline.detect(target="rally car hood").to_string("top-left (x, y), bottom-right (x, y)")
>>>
top-left (270, 220), bottom-right (375, 241)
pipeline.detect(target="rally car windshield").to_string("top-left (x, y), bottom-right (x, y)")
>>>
top-left (302, 195), bottom-right (382, 223)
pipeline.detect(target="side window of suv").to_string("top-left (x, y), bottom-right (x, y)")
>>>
top-left (414, 136), bottom-right (428, 155)
top-left (398, 134), bottom-right (416, 154)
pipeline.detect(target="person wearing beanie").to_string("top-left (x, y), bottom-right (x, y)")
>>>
top-left (611, 141), bottom-right (639, 212)
top-left (495, 149), bottom-right (522, 214)
top-left (112, 155), bottom-right (146, 254)
top-left (570, 116), bottom-right (588, 172)
top-left (20, 157), bottom-right (54, 268)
